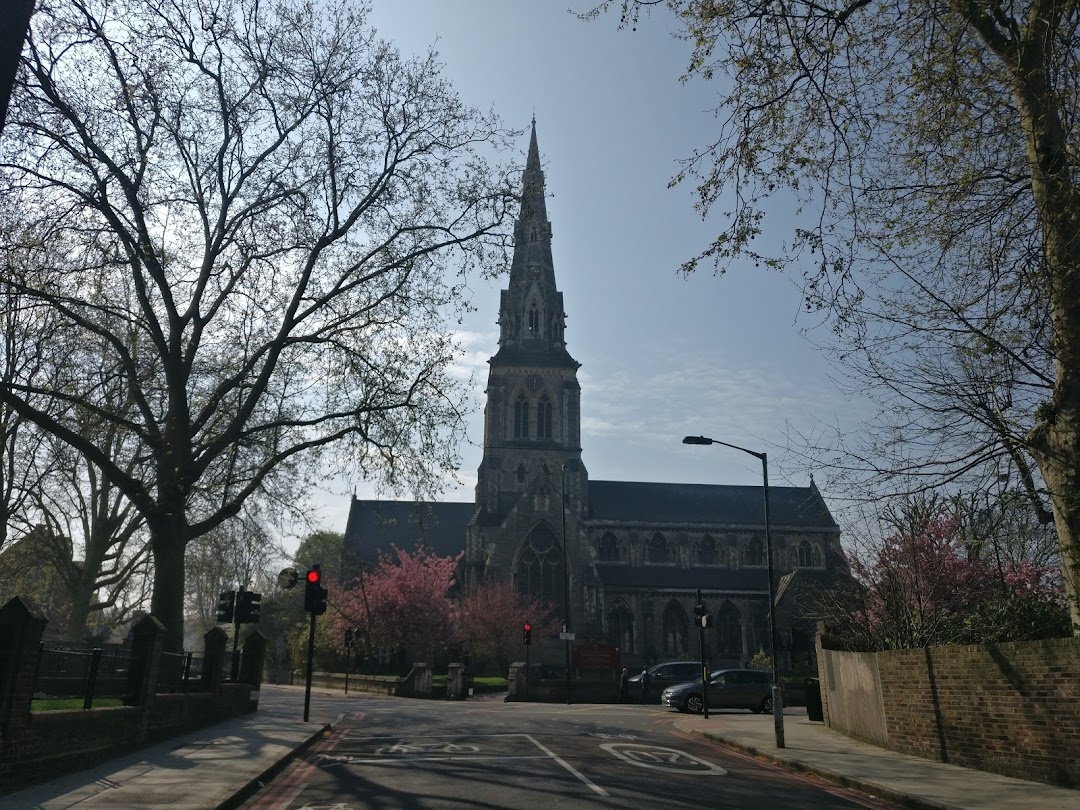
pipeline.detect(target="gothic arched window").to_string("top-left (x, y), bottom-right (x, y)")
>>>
top-left (598, 532), bottom-right (620, 562)
top-left (514, 523), bottom-right (563, 607)
top-left (513, 394), bottom-right (529, 438)
top-left (537, 394), bottom-right (553, 439)
top-left (716, 601), bottom-right (741, 656)
top-left (647, 533), bottom-right (669, 564)
top-left (744, 537), bottom-right (765, 567)
top-left (608, 601), bottom-right (635, 653)
top-left (797, 540), bottom-right (814, 568)
top-left (527, 303), bottom-right (539, 333)
top-left (662, 601), bottom-right (689, 656)
top-left (699, 535), bottom-right (717, 565)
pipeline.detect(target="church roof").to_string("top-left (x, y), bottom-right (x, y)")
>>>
top-left (587, 481), bottom-right (837, 529)
top-left (342, 498), bottom-right (474, 563)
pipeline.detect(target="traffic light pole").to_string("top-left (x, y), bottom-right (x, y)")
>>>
top-left (231, 586), bottom-right (243, 681)
top-left (697, 588), bottom-right (709, 720)
top-left (303, 608), bottom-right (316, 722)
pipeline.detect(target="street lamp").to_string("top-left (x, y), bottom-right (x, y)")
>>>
top-left (683, 435), bottom-right (785, 749)
top-left (560, 461), bottom-right (578, 706)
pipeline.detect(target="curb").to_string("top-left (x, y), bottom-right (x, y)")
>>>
top-left (217, 722), bottom-right (332, 810)
top-left (686, 729), bottom-right (961, 810)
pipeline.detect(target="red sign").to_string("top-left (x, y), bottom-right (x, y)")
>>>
top-left (572, 644), bottom-right (620, 670)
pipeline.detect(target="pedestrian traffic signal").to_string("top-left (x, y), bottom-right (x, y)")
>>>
top-left (523, 623), bottom-right (532, 646)
top-left (694, 602), bottom-right (707, 618)
top-left (304, 566), bottom-right (328, 615)
top-left (216, 590), bottom-right (236, 623)
top-left (235, 591), bottom-right (262, 624)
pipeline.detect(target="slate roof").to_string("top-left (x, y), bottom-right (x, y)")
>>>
top-left (593, 563), bottom-right (771, 592)
top-left (343, 499), bottom-right (473, 563)
top-left (587, 481), bottom-right (837, 529)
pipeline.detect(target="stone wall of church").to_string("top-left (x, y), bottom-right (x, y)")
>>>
top-left (584, 523), bottom-right (842, 668)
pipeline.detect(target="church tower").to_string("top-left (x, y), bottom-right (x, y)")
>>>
top-left (466, 122), bottom-right (587, 630)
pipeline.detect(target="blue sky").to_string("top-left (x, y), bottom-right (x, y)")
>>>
top-left (309, 1), bottom-right (859, 537)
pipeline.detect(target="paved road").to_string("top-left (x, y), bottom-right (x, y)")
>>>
top-left (240, 692), bottom-right (896, 810)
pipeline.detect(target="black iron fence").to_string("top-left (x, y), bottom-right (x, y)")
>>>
top-left (32, 645), bottom-right (134, 709)
top-left (156, 650), bottom-right (208, 694)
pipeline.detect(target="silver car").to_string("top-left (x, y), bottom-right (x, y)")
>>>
top-left (661, 668), bottom-right (779, 714)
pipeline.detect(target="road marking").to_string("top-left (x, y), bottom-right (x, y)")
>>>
top-left (524, 734), bottom-right (609, 797)
top-left (599, 743), bottom-right (728, 775)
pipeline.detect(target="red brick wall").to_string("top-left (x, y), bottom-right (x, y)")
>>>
top-left (831, 636), bottom-right (1080, 788)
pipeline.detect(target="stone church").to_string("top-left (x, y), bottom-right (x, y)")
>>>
top-left (344, 124), bottom-right (846, 670)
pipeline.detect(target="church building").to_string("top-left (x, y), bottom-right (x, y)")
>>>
top-left (344, 124), bottom-right (846, 670)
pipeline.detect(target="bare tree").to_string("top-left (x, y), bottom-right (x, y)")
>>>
top-left (1, 0), bottom-right (515, 650)
top-left (588, 0), bottom-right (1080, 627)
top-left (185, 509), bottom-right (286, 641)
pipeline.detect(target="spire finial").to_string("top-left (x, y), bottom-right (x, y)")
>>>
top-left (527, 116), bottom-right (540, 171)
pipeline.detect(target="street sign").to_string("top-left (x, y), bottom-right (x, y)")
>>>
top-left (278, 567), bottom-right (299, 589)
top-left (559, 632), bottom-right (576, 641)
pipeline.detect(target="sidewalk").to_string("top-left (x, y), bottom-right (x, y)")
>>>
top-left (1, 687), bottom-right (333, 810)
top-left (676, 712), bottom-right (1080, 810)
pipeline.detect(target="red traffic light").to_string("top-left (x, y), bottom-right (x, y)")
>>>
top-left (307, 569), bottom-right (320, 583)
top-left (524, 623), bottom-right (531, 631)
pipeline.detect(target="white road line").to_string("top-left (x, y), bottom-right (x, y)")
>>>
top-left (523, 734), bottom-right (609, 797)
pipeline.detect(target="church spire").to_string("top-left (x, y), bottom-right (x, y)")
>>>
top-left (491, 121), bottom-right (577, 369)
top-left (511, 118), bottom-right (552, 282)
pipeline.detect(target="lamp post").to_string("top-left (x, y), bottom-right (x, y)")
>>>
top-left (683, 435), bottom-right (785, 749)
top-left (560, 462), bottom-right (576, 705)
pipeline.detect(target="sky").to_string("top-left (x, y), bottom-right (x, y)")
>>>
top-left (305, 1), bottom-right (861, 540)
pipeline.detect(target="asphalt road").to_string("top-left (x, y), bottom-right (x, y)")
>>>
top-left (241, 691), bottom-right (897, 810)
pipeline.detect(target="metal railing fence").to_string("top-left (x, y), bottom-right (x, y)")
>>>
top-left (32, 645), bottom-right (135, 709)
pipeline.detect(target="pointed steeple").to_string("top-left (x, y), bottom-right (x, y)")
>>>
top-left (510, 118), bottom-right (553, 287)
top-left (490, 121), bottom-right (577, 369)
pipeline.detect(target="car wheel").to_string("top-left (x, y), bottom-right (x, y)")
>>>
top-left (750, 704), bottom-right (764, 714)
top-left (762, 695), bottom-right (773, 713)
top-left (685, 694), bottom-right (704, 714)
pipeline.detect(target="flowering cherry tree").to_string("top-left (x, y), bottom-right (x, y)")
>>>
top-left (455, 579), bottom-right (561, 675)
top-left (822, 501), bottom-right (1071, 650)
top-left (328, 547), bottom-right (461, 666)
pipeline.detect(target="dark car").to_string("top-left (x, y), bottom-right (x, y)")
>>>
top-left (627, 661), bottom-right (703, 703)
top-left (661, 668), bottom-right (779, 714)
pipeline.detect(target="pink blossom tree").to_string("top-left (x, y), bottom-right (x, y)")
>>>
top-left (821, 496), bottom-right (1071, 650)
top-left (455, 579), bottom-right (561, 675)
top-left (327, 546), bottom-right (461, 668)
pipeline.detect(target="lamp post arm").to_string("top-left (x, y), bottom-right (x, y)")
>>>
top-left (709, 438), bottom-right (765, 461)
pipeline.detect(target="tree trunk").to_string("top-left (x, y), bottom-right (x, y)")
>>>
top-left (149, 515), bottom-right (188, 653)
top-left (1013, 42), bottom-right (1080, 631)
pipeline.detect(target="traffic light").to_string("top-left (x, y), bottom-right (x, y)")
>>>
top-left (304, 566), bottom-right (327, 615)
top-left (216, 590), bottom-right (235, 623)
top-left (523, 623), bottom-right (532, 646)
top-left (235, 591), bottom-right (262, 624)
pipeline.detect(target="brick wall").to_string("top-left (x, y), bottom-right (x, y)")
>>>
top-left (819, 635), bottom-right (1080, 788)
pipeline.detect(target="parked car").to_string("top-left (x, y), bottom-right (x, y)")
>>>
top-left (661, 668), bottom-right (780, 714)
top-left (627, 661), bottom-right (703, 703)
